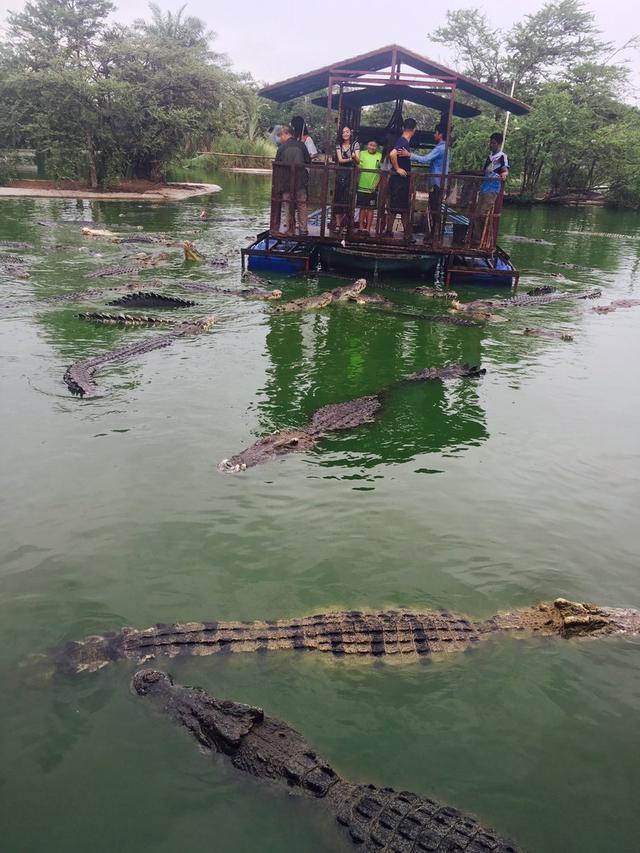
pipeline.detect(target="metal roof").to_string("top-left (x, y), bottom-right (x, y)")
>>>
top-left (259, 44), bottom-right (531, 115)
top-left (310, 84), bottom-right (481, 118)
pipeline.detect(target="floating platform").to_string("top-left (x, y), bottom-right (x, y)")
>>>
top-left (445, 248), bottom-right (519, 288)
top-left (242, 233), bottom-right (320, 275)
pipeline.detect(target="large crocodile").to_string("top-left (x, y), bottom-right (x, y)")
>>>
top-left (183, 241), bottom-right (230, 268)
top-left (218, 396), bottom-right (382, 472)
top-left (218, 364), bottom-right (483, 472)
top-left (272, 292), bottom-right (334, 312)
top-left (177, 282), bottom-right (283, 300)
top-left (108, 292), bottom-right (197, 309)
top-left (63, 315), bottom-right (215, 396)
top-left (59, 598), bottom-right (640, 675)
top-left (453, 288), bottom-right (602, 316)
top-left (133, 669), bottom-right (519, 853)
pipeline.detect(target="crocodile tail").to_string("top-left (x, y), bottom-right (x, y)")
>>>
top-left (334, 783), bottom-right (519, 851)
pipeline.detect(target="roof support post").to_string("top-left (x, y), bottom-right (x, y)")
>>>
top-left (437, 84), bottom-right (456, 248)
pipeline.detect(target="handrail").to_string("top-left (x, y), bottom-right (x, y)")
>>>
top-left (268, 161), bottom-right (504, 254)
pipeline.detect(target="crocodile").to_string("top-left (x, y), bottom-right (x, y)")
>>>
top-left (348, 293), bottom-right (395, 309)
top-left (404, 364), bottom-right (486, 381)
top-left (526, 286), bottom-right (556, 296)
top-left (133, 669), bottom-right (519, 853)
top-left (377, 283), bottom-right (458, 300)
top-left (522, 327), bottom-right (574, 341)
top-left (77, 312), bottom-right (175, 326)
top-left (63, 315), bottom-right (215, 396)
top-left (241, 271), bottom-right (272, 286)
top-left (0, 240), bottom-right (33, 249)
top-left (0, 253), bottom-right (28, 265)
top-left (218, 396), bottom-right (382, 472)
top-left (177, 282), bottom-right (282, 300)
top-left (88, 264), bottom-right (145, 279)
top-left (592, 298), bottom-right (640, 314)
top-left (272, 292), bottom-right (334, 312)
top-left (218, 364), bottom-right (484, 472)
top-left (502, 235), bottom-right (554, 245)
top-left (331, 279), bottom-right (367, 301)
top-left (183, 241), bottom-right (230, 268)
top-left (375, 308), bottom-right (485, 328)
top-left (412, 287), bottom-right (458, 299)
top-left (59, 598), bottom-right (640, 675)
top-left (108, 292), bottom-right (197, 309)
top-left (39, 283), bottom-right (149, 304)
top-left (565, 230), bottom-right (640, 240)
top-left (453, 288), bottom-right (602, 316)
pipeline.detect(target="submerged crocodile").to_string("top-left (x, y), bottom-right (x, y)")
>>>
top-left (78, 312), bottom-right (174, 326)
top-left (39, 283), bottom-right (148, 304)
top-left (404, 364), bottom-right (486, 381)
top-left (177, 282), bottom-right (283, 300)
top-left (60, 598), bottom-right (640, 675)
top-left (88, 264), bottom-right (144, 279)
top-left (218, 364), bottom-right (484, 472)
top-left (218, 396), bottom-right (382, 472)
top-left (0, 239), bottom-right (33, 249)
top-left (63, 315), bottom-right (215, 396)
top-left (377, 283), bottom-right (458, 300)
top-left (133, 669), bottom-right (519, 853)
top-left (108, 292), bottom-right (196, 309)
top-left (453, 288), bottom-right (602, 316)
top-left (522, 327), bottom-right (574, 341)
top-left (592, 298), bottom-right (640, 314)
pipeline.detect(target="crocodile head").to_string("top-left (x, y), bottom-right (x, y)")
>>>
top-left (218, 429), bottom-right (317, 472)
top-left (331, 279), bottom-right (367, 301)
top-left (268, 289), bottom-right (283, 300)
top-left (132, 670), bottom-right (264, 752)
top-left (183, 241), bottom-right (205, 262)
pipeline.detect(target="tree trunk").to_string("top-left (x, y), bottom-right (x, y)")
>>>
top-left (86, 132), bottom-right (98, 189)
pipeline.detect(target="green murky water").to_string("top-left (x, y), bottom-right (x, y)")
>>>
top-left (1, 174), bottom-right (639, 852)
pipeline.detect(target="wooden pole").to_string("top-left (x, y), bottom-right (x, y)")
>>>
top-left (502, 81), bottom-right (516, 148)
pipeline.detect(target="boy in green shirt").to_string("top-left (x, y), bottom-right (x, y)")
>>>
top-left (357, 140), bottom-right (382, 233)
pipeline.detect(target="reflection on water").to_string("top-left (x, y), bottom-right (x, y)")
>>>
top-left (1, 181), bottom-right (640, 853)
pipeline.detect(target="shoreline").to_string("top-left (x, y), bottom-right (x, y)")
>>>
top-left (0, 180), bottom-right (222, 202)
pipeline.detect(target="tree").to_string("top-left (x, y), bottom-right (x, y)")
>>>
top-left (432, 0), bottom-right (612, 100)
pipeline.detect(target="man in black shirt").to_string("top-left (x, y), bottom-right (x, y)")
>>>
top-left (274, 125), bottom-right (311, 236)
top-left (386, 118), bottom-right (417, 239)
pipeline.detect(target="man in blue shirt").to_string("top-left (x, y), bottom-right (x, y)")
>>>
top-left (472, 132), bottom-right (509, 245)
top-left (410, 123), bottom-right (449, 242)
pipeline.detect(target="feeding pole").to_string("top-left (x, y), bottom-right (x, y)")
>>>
top-left (502, 80), bottom-right (516, 148)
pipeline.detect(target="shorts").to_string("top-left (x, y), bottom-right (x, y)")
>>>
top-left (389, 174), bottom-right (410, 211)
top-left (356, 190), bottom-right (377, 208)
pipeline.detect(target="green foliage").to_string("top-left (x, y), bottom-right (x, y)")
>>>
top-left (434, 0), bottom-right (640, 206)
top-left (0, 152), bottom-right (19, 185)
top-left (0, 0), bottom-right (257, 186)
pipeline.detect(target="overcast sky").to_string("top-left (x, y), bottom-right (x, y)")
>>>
top-left (0, 0), bottom-right (637, 95)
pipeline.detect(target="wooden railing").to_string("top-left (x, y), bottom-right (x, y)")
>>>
top-left (269, 162), bottom-right (505, 254)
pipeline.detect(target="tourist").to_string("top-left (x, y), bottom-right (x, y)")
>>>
top-left (472, 132), bottom-right (509, 245)
top-left (357, 140), bottom-right (382, 233)
top-left (332, 126), bottom-right (360, 232)
top-left (386, 118), bottom-right (417, 239)
top-left (410, 123), bottom-right (449, 242)
top-left (291, 116), bottom-right (318, 158)
top-left (274, 125), bottom-right (311, 236)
